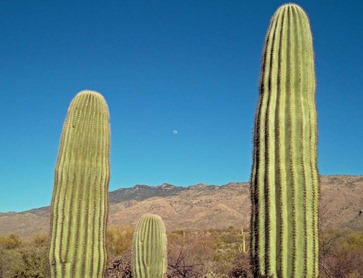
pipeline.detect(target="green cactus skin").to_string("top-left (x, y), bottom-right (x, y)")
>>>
top-left (250, 4), bottom-right (319, 278)
top-left (48, 90), bottom-right (111, 277)
top-left (132, 214), bottom-right (167, 278)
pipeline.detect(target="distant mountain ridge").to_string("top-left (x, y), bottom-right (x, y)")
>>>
top-left (109, 183), bottom-right (187, 203)
top-left (0, 175), bottom-right (362, 238)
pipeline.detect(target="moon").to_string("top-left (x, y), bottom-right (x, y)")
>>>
top-left (172, 129), bottom-right (178, 135)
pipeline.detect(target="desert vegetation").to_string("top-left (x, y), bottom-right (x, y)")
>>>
top-left (0, 226), bottom-right (362, 277)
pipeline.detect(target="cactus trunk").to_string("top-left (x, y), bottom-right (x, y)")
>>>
top-left (49, 90), bottom-right (111, 277)
top-left (250, 4), bottom-right (319, 278)
top-left (132, 214), bottom-right (167, 278)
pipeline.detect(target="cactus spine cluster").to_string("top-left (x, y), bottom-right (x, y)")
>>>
top-left (49, 90), bottom-right (111, 277)
top-left (250, 3), bottom-right (319, 278)
top-left (132, 213), bottom-right (167, 278)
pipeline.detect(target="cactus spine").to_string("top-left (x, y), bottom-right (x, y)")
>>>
top-left (250, 4), bottom-right (319, 278)
top-left (132, 214), bottom-right (167, 278)
top-left (49, 90), bottom-right (111, 277)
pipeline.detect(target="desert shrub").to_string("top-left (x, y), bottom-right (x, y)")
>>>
top-left (1, 227), bottom-right (362, 277)
top-left (0, 234), bottom-right (23, 250)
top-left (107, 225), bottom-right (134, 258)
top-left (167, 228), bottom-right (251, 277)
top-left (167, 230), bottom-right (214, 277)
top-left (320, 229), bottom-right (363, 278)
top-left (106, 253), bottom-right (133, 278)
top-left (0, 234), bottom-right (48, 278)
top-left (106, 225), bottom-right (134, 277)
top-left (228, 252), bottom-right (252, 278)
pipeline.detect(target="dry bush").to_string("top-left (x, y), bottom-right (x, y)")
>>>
top-left (106, 225), bottom-right (134, 278)
top-left (320, 229), bottom-right (363, 278)
top-left (106, 253), bottom-right (133, 278)
top-left (0, 234), bottom-right (48, 278)
top-left (107, 225), bottom-right (134, 258)
top-left (167, 229), bottom-right (214, 277)
top-left (228, 252), bottom-right (252, 278)
top-left (2, 224), bottom-right (361, 278)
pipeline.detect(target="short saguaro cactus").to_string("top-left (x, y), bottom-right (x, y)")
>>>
top-left (132, 213), bottom-right (167, 278)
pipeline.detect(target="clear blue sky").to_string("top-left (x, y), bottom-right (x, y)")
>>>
top-left (1, 1), bottom-right (362, 212)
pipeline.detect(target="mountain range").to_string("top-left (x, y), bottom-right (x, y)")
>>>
top-left (0, 175), bottom-right (362, 238)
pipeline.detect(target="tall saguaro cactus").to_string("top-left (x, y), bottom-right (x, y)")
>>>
top-left (250, 4), bottom-right (319, 278)
top-left (132, 214), bottom-right (167, 278)
top-left (49, 90), bottom-right (111, 277)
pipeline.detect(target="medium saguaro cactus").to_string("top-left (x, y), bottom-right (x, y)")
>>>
top-left (132, 213), bottom-right (167, 278)
top-left (49, 90), bottom-right (111, 277)
top-left (250, 3), bottom-right (319, 278)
